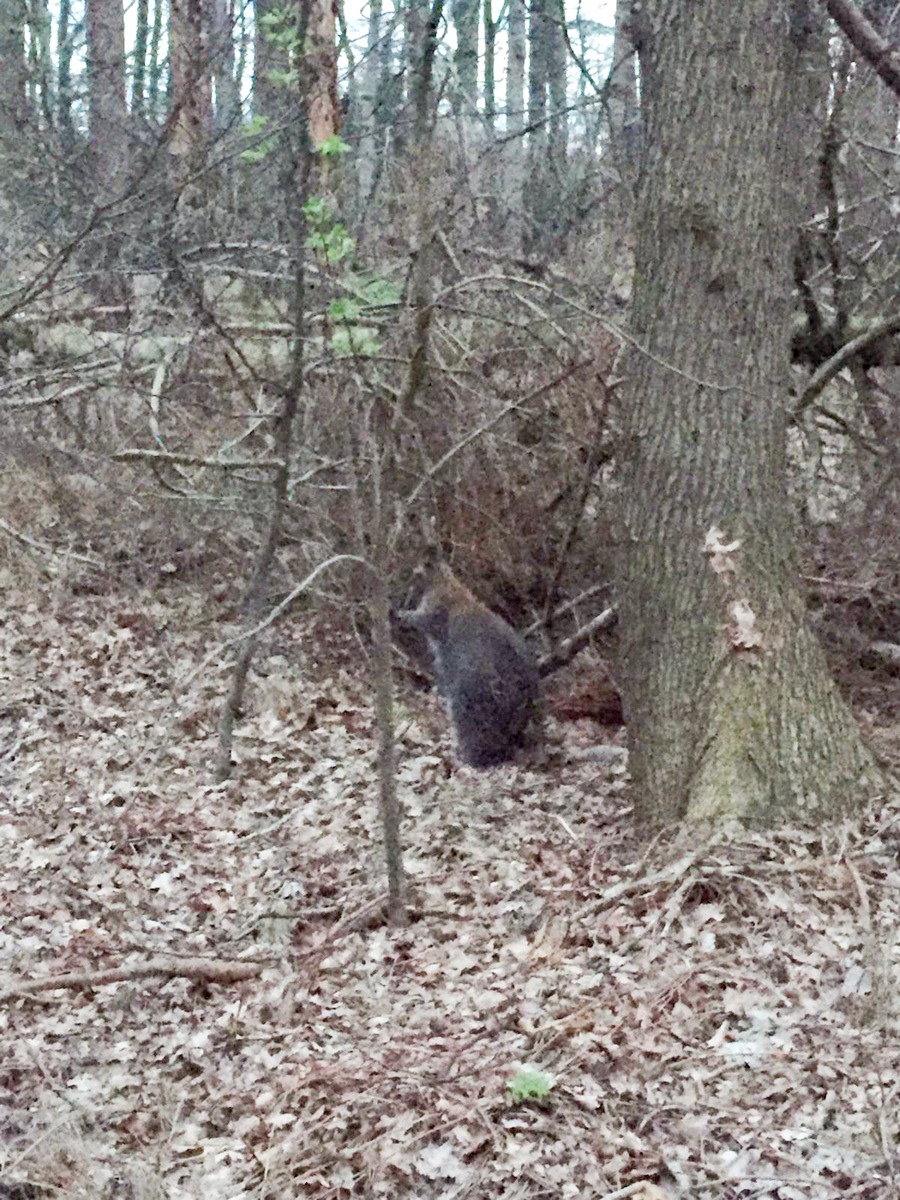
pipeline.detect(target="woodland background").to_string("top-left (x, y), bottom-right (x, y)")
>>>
top-left (1, 0), bottom-right (900, 1195)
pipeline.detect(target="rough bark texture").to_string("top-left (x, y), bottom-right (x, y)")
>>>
top-left (86, 0), bottom-right (128, 185)
top-left (169, 0), bottom-right (212, 178)
top-left (253, 0), bottom-right (290, 123)
top-left (506, 0), bottom-right (525, 132)
top-left (306, 0), bottom-right (339, 146)
top-left (608, 0), bottom-right (638, 167)
top-left (211, 0), bottom-right (240, 134)
top-left (617, 0), bottom-right (882, 826)
top-left (0, 0), bottom-right (28, 137)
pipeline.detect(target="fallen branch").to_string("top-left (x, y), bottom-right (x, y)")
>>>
top-left (0, 517), bottom-right (104, 569)
top-left (538, 605), bottom-right (618, 678)
top-left (0, 956), bottom-right (264, 1003)
top-left (113, 448), bottom-right (283, 470)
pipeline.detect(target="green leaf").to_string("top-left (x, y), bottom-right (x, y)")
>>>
top-left (306, 223), bottom-right (355, 265)
top-left (241, 137), bottom-right (278, 163)
top-left (330, 325), bottom-right (380, 357)
top-left (329, 297), bottom-right (362, 321)
top-left (267, 67), bottom-right (296, 87)
top-left (302, 196), bottom-right (330, 225)
top-left (317, 134), bottom-right (352, 158)
top-left (506, 1068), bottom-right (554, 1104)
top-left (243, 114), bottom-right (270, 136)
top-left (349, 274), bottom-right (401, 307)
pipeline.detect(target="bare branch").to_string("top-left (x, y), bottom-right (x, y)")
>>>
top-left (822, 0), bottom-right (900, 97)
top-left (537, 606), bottom-right (618, 678)
top-left (113, 449), bottom-right (283, 469)
top-left (795, 311), bottom-right (900, 413)
top-left (0, 957), bottom-right (264, 1003)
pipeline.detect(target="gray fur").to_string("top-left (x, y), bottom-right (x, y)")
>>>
top-left (401, 575), bottom-right (540, 768)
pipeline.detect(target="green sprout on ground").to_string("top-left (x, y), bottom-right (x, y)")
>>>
top-left (506, 1067), bottom-right (554, 1104)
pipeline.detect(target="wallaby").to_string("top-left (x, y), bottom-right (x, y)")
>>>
top-left (399, 563), bottom-right (540, 768)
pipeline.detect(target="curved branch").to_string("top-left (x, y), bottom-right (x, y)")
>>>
top-left (822, 0), bottom-right (900, 97)
top-left (795, 311), bottom-right (900, 414)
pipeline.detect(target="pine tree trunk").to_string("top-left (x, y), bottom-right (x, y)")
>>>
top-left (57, 0), bottom-right (74, 144)
top-left (616, 0), bottom-right (883, 826)
top-left (306, 0), bottom-right (339, 146)
top-left (86, 0), bottom-right (128, 182)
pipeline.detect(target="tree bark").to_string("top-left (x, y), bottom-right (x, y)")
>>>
top-left (306, 0), bottom-right (339, 146)
top-left (211, 0), bottom-right (241, 135)
top-left (86, 0), bottom-right (128, 184)
top-left (616, 0), bottom-right (883, 826)
top-left (356, 0), bottom-right (383, 203)
top-left (86, 0), bottom-right (131, 311)
top-left (169, 0), bottom-right (212, 188)
top-left (0, 0), bottom-right (28, 139)
top-left (57, 0), bottom-right (74, 144)
top-left (132, 0), bottom-right (149, 113)
top-left (506, 0), bottom-right (525, 133)
top-left (452, 0), bottom-right (479, 118)
top-left (483, 0), bottom-right (496, 126)
top-left (148, 0), bottom-right (165, 120)
top-left (607, 0), bottom-right (639, 168)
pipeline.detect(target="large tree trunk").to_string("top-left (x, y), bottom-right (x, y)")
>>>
top-left (616, 0), bottom-right (883, 826)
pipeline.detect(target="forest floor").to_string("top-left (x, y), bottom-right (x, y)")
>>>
top-left (2, 572), bottom-right (900, 1200)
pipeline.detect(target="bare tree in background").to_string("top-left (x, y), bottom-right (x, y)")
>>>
top-left (211, 0), bottom-right (241, 136)
top-left (56, 0), bottom-right (75, 145)
top-left (0, 0), bottom-right (28, 139)
top-left (87, 0), bottom-right (127, 184)
top-left (356, 0), bottom-right (384, 205)
top-left (526, 0), bottom-right (568, 248)
top-left (506, 0), bottom-right (525, 132)
top-left (607, 0), bottom-right (638, 170)
top-left (452, 0), bottom-right (478, 118)
top-left (169, 0), bottom-right (212, 196)
top-left (86, 0), bottom-right (131, 309)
